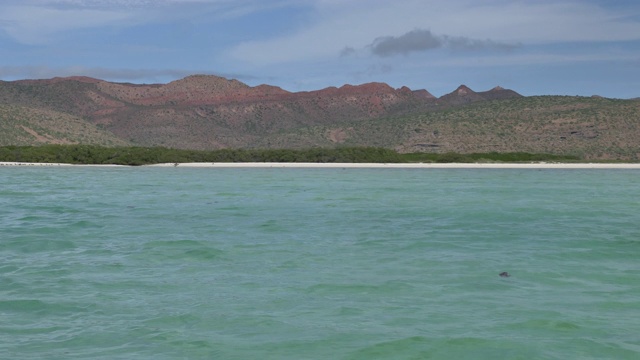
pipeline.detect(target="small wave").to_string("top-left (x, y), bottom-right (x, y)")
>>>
top-left (509, 319), bottom-right (581, 332)
top-left (349, 336), bottom-right (542, 359)
top-left (0, 299), bottom-right (93, 316)
top-left (347, 336), bottom-right (432, 359)
top-left (307, 280), bottom-right (414, 296)
top-left (1, 238), bottom-right (77, 253)
top-left (140, 240), bottom-right (225, 262)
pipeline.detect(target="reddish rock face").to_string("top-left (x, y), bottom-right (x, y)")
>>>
top-left (411, 89), bottom-right (436, 99)
top-left (0, 75), bottom-right (522, 149)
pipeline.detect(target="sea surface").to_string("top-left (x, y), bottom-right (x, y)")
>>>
top-left (1, 166), bottom-right (639, 359)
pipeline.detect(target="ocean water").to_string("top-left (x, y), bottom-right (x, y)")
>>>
top-left (1, 166), bottom-right (639, 359)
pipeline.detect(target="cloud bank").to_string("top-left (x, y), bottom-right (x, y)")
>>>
top-left (0, 0), bottom-right (639, 98)
top-left (371, 30), bottom-right (443, 56)
top-left (369, 29), bottom-right (518, 57)
top-left (0, 0), bottom-right (282, 44)
top-left (0, 65), bottom-right (255, 83)
top-left (228, 0), bottom-right (640, 65)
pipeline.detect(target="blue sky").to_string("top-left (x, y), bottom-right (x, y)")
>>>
top-left (1, 0), bottom-right (639, 98)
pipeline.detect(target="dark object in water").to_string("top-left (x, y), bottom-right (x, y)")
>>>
top-left (499, 272), bottom-right (510, 277)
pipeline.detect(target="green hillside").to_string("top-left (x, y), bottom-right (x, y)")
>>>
top-left (255, 96), bottom-right (639, 160)
top-left (0, 105), bottom-right (129, 147)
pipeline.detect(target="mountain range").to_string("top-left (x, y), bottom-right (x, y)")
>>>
top-left (1, 75), bottom-right (638, 160)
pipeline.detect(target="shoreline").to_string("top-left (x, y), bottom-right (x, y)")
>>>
top-left (2, 161), bottom-right (640, 169)
top-left (0, 162), bottom-right (123, 167)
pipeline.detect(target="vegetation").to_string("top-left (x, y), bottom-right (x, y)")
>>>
top-left (3, 75), bottom-right (639, 160)
top-left (0, 145), bottom-right (582, 165)
top-left (401, 152), bottom-right (580, 163)
top-left (255, 96), bottom-right (640, 161)
top-left (0, 105), bottom-right (129, 147)
top-left (0, 145), bottom-right (402, 165)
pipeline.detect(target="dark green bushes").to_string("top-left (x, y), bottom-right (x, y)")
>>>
top-left (0, 145), bottom-right (402, 165)
top-left (0, 145), bottom-right (581, 165)
top-left (399, 152), bottom-right (580, 163)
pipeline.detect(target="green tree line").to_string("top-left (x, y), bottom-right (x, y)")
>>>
top-left (0, 145), bottom-right (580, 165)
top-left (0, 145), bottom-right (403, 165)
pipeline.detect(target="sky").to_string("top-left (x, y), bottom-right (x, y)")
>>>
top-left (1, 0), bottom-right (639, 98)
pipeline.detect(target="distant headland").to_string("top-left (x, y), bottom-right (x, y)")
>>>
top-left (1, 75), bottom-right (639, 161)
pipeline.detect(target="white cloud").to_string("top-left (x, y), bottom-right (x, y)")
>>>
top-left (0, 65), bottom-right (255, 82)
top-left (0, 0), bottom-right (286, 44)
top-left (23, 0), bottom-right (235, 7)
top-left (228, 0), bottom-right (640, 65)
top-left (446, 1), bottom-right (640, 43)
top-left (0, 5), bottom-right (131, 44)
top-left (421, 52), bottom-right (640, 69)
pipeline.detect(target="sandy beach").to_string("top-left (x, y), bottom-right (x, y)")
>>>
top-left (3, 161), bottom-right (640, 169)
top-left (149, 162), bottom-right (640, 169)
top-left (0, 162), bottom-right (124, 167)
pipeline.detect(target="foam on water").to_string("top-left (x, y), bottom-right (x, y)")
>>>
top-left (1, 167), bottom-right (639, 359)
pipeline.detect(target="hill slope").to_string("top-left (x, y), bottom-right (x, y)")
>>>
top-left (0, 105), bottom-right (129, 147)
top-left (1, 75), bottom-right (638, 160)
top-left (301, 96), bottom-right (640, 161)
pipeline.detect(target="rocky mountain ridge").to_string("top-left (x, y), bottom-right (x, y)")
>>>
top-left (0, 75), bottom-right (520, 149)
top-left (4, 74), bottom-right (516, 109)
top-left (1, 75), bottom-right (638, 160)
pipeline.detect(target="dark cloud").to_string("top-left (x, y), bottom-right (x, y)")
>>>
top-left (371, 29), bottom-right (442, 57)
top-left (340, 46), bottom-right (356, 57)
top-left (368, 29), bottom-right (519, 57)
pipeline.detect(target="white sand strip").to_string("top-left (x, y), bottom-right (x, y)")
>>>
top-left (145, 162), bottom-right (640, 169)
top-left (2, 161), bottom-right (640, 169)
top-left (0, 162), bottom-right (123, 167)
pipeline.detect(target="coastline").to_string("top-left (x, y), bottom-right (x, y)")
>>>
top-left (2, 161), bottom-right (640, 169)
top-left (0, 162), bottom-right (124, 167)
top-left (149, 162), bottom-right (640, 169)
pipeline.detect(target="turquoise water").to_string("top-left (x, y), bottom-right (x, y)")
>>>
top-left (1, 167), bottom-right (639, 359)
